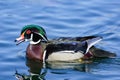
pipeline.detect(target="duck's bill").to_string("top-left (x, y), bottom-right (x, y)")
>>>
top-left (15, 35), bottom-right (25, 45)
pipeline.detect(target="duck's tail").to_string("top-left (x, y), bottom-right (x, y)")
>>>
top-left (90, 46), bottom-right (116, 58)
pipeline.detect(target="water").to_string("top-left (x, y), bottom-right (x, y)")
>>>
top-left (0, 0), bottom-right (120, 80)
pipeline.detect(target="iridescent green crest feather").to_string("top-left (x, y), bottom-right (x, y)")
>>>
top-left (21, 24), bottom-right (46, 35)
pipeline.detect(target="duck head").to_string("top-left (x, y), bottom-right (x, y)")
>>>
top-left (15, 25), bottom-right (48, 45)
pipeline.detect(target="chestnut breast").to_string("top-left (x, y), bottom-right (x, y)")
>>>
top-left (26, 44), bottom-right (44, 60)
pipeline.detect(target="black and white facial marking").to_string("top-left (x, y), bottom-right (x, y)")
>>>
top-left (30, 32), bottom-right (43, 44)
top-left (23, 29), bottom-right (41, 44)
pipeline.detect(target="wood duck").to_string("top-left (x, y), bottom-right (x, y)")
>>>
top-left (15, 24), bottom-right (116, 61)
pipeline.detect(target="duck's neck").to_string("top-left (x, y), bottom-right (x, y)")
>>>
top-left (26, 43), bottom-right (45, 61)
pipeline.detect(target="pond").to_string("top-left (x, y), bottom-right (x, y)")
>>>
top-left (0, 0), bottom-right (120, 80)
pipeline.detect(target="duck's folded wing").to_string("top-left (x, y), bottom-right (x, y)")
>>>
top-left (55, 36), bottom-right (100, 42)
top-left (74, 36), bottom-right (102, 54)
top-left (75, 36), bottom-right (101, 41)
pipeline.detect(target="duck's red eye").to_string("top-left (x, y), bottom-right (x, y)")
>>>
top-left (26, 30), bottom-right (31, 34)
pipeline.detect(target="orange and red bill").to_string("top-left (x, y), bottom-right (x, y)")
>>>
top-left (15, 33), bottom-right (25, 45)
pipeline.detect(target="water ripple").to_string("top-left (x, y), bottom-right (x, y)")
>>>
top-left (0, 0), bottom-right (120, 80)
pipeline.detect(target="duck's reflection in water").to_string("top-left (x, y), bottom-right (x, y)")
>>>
top-left (15, 58), bottom-right (47, 80)
top-left (47, 60), bottom-right (92, 73)
top-left (15, 58), bottom-right (93, 80)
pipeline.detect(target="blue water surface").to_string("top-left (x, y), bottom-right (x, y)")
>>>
top-left (0, 0), bottom-right (120, 80)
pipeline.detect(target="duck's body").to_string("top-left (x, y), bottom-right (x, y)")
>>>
top-left (26, 37), bottom-right (116, 61)
top-left (15, 25), bottom-right (116, 62)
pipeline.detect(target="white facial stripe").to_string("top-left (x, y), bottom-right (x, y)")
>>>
top-left (30, 33), bottom-right (33, 41)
